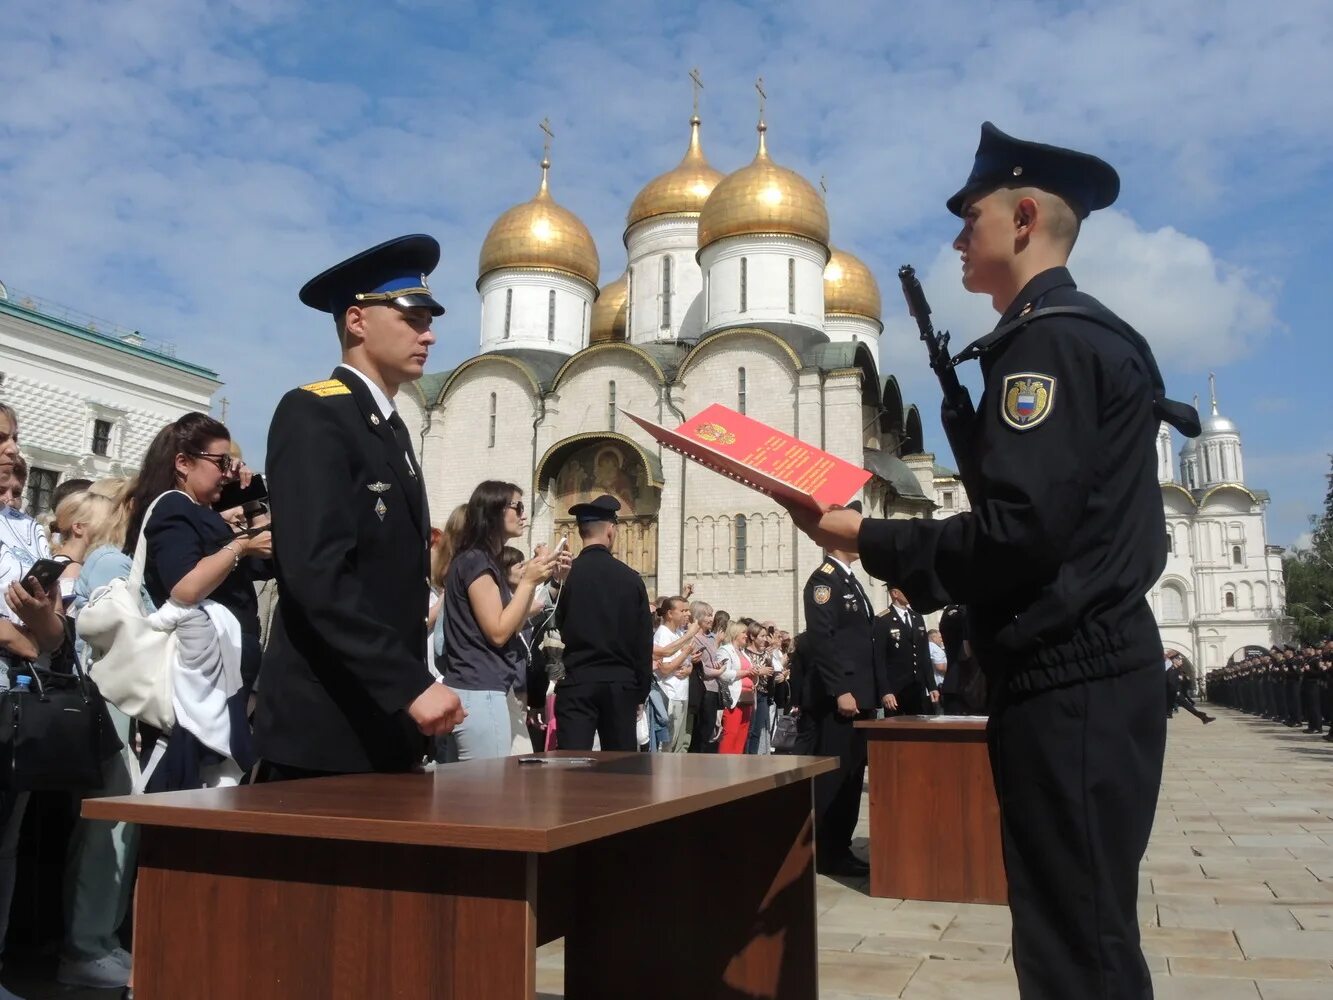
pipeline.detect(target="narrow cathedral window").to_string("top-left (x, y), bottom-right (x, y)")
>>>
top-left (740, 257), bottom-right (748, 312)
top-left (1165, 531), bottom-right (1173, 554)
top-left (582, 300), bottom-right (588, 339)
top-left (503, 289), bottom-right (513, 339)
top-left (738, 367), bottom-right (747, 415)
top-left (547, 290), bottom-right (556, 341)
top-left (735, 515), bottom-right (748, 574)
top-left (488, 393), bottom-right (497, 448)
top-left (661, 256), bottom-right (672, 329)
top-left (608, 381), bottom-right (617, 431)
top-left (627, 268), bottom-right (634, 331)
top-left (1224, 591), bottom-right (1235, 609)
top-left (1232, 545), bottom-right (1242, 565)
top-left (787, 258), bottom-right (796, 314)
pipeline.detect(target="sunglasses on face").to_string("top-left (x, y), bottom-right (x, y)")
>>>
top-left (190, 452), bottom-right (235, 474)
top-left (506, 501), bottom-right (525, 518)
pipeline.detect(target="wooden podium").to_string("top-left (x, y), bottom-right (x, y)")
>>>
top-left (855, 717), bottom-right (1007, 904)
top-left (84, 752), bottom-right (836, 1000)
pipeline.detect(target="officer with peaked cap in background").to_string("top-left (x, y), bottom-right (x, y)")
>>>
top-left (794, 500), bottom-right (877, 877)
top-left (781, 123), bottom-right (1201, 999)
top-left (256, 235), bottom-right (465, 779)
top-left (553, 494), bottom-right (653, 751)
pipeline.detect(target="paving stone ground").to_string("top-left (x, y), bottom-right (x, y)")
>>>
top-left (4, 705), bottom-right (1329, 998)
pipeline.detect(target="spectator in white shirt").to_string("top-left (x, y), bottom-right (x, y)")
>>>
top-left (929, 628), bottom-right (948, 690)
top-left (652, 596), bottom-right (698, 752)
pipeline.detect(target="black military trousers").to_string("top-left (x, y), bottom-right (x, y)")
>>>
top-left (555, 680), bottom-right (640, 751)
top-left (988, 664), bottom-right (1166, 1000)
top-left (796, 707), bottom-right (871, 862)
top-left (1301, 679), bottom-right (1323, 731)
top-left (1286, 678), bottom-right (1303, 724)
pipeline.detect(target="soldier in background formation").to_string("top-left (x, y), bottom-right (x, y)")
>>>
top-left (1206, 639), bottom-right (1333, 742)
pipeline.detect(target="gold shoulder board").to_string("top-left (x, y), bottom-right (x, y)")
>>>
top-left (300, 379), bottom-right (351, 397)
top-left (818, 562), bottom-right (835, 575)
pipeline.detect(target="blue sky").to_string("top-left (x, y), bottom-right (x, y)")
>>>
top-left (2, 0), bottom-right (1330, 545)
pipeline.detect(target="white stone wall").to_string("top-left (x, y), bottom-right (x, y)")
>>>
top-left (624, 216), bottom-right (707, 344)
top-left (547, 348), bottom-right (664, 445)
top-left (427, 361), bottom-right (539, 525)
top-left (699, 235), bottom-right (827, 334)
top-left (0, 303), bottom-right (219, 501)
top-left (478, 269), bottom-right (594, 357)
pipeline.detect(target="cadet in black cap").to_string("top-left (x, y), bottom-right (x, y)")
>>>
top-left (782, 123), bottom-right (1198, 999)
top-left (794, 500), bottom-right (877, 877)
top-left (553, 495), bottom-right (653, 751)
top-left (256, 235), bottom-right (464, 778)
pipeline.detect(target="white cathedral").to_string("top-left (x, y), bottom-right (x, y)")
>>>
top-left (397, 101), bottom-right (1286, 678)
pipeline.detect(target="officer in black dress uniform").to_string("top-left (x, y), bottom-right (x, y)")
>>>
top-left (782, 124), bottom-right (1201, 999)
top-left (554, 495), bottom-right (653, 751)
top-left (795, 502), bottom-right (876, 877)
top-left (256, 235), bottom-right (465, 779)
top-left (873, 587), bottom-right (939, 716)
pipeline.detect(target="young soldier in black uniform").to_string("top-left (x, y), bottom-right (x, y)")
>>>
top-left (873, 587), bottom-right (939, 716)
top-left (795, 503), bottom-right (876, 877)
top-left (783, 124), bottom-right (1200, 999)
top-left (256, 235), bottom-right (465, 779)
top-left (554, 495), bottom-right (653, 751)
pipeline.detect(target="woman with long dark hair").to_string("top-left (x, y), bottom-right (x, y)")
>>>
top-left (126, 413), bottom-right (272, 790)
top-left (440, 480), bottom-right (557, 760)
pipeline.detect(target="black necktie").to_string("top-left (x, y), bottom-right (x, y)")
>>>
top-left (387, 411), bottom-right (419, 477)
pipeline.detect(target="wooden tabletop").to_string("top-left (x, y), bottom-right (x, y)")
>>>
top-left (82, 751), bottom-right (836, 853)
top-left (856, 716), bottom-right (989, 733)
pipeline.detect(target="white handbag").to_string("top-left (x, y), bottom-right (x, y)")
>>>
top-left (77, 492), bottom-right (181, 732)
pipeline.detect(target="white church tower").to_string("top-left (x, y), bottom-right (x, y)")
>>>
top-left (696, 88), bottom-right (830, 340)
top-left (623, 84), bottom-right (724, 345)
top-left (475, 132), bottom-right (601, 357)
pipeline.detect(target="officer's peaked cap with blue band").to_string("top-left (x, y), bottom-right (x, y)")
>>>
top-left (947, 122), bottom-right (1120, 220)
top-left (299, 234), bottom-right (445, 317)
top-left (569, 494), bottom-right (621, 524)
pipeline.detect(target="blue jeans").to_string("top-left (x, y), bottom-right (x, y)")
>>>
top-left (746, 692), bottom-right (771, 754)
top-left (448, 688), bottom-right (515, 761)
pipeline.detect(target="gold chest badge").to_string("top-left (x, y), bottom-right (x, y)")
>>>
top-left (813, 585), bottom-right (832, 605)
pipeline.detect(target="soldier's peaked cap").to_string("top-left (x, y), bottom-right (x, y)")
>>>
top-left (947, 122), bottom-right (1120, 219)
top-left (569, 494), bottom-right (621, 524)
top-left (300, 234), bottom-right (445, 317)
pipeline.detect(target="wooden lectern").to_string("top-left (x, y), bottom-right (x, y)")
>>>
top-left (84, 752), bottom-right (836, 1000)
top-left (855, 717), bottom-right (1007, 904)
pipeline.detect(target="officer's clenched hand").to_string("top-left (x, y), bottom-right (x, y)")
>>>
top-left (408, 682), bottom-right (467, 736)
top-left (836, 692), bottom-right (859, 718)
top-left (882, 693), bottom-right (899, 712)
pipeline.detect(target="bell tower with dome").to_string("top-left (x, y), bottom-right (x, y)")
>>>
top-left (623, 71), bottom-right (724, 345)
top-left (823, 245), bottom-right (883, 362)
top-left (476, 123), bottom-right (600, 357)
top-left (696, 82), bottom-right (830, 345)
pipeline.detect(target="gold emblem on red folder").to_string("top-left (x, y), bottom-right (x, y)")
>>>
top-left (694, 422), bottom-right (736, 445)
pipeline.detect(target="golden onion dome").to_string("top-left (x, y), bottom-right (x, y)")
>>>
top-left (824, 247), bottom-right (882, 321)
top-left (625, 115), bottom-right (725, 233)
top-left (697, 123), bottom-right (830, 252)
top-left (477, 158), bottom-right (600, 288)
top-left (589, 272), bottom-right (628, 343)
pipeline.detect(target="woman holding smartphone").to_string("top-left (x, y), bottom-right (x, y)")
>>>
top-left (717, 621), bottom-right (762, 754)
top-left (440, 481), bottom-right (559, 760)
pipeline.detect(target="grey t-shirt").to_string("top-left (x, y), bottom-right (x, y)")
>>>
top-left (442, 548), bottom-right (521, 692)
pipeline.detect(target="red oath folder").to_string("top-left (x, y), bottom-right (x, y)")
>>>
top-left (624, 403), bottom-right (871, 510)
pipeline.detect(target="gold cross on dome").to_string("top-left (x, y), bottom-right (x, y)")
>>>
top-left (539, 117), bottom-right (554, 161)
top-left (689, 67), bottom-right (704, 114)
top-left (755, 76), bottom-right (767, 120)
top-left (820, 175), bottom-right (828, 197)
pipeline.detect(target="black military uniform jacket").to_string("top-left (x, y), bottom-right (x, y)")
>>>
top-left (799, 558), bottom-right (877, 711)
top-left (858, 267), bottom-right (1166, 694)
top-left (873, 604), bottom-right (937, 697)
top-left (555, 544), bottom-right (653, 698)
top-left (255, 367), bottom-right (434, 773)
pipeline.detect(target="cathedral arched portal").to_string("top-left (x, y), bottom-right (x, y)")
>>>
top-left (535, 433), bottom-right (663, 595)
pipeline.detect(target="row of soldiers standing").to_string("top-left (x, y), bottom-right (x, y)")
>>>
top-left (1206, 640), bottom-right (1333, 740)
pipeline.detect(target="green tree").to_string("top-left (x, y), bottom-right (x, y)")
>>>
top-left (1283, 453), bottom-right (1333, 644)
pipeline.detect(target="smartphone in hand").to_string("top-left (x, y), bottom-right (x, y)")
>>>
top-left (25, 558), bottom-right (68, 590)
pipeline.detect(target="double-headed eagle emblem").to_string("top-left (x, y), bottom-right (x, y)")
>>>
top-left (1001, 373), bottom-right (1056, 430)
top-left (694, 422), bottom-right (736, 445)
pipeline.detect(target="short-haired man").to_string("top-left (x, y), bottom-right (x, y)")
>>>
top-left (554, 494), bottom-right (653, 750)
top-left (256, 235), bottom-right (464, 778)
top-left (653, 595), bottom-right (696, 751)
top-left (784, 123), bottom-right (1198, 997)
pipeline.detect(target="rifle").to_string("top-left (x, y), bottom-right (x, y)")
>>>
top-left (897, 265), bottom-right (979, 499)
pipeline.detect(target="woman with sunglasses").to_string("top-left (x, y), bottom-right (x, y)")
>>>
top-left (439, 480), bottom-right (559, 760)
top-left (123, 413), bottom-right (273, 789)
